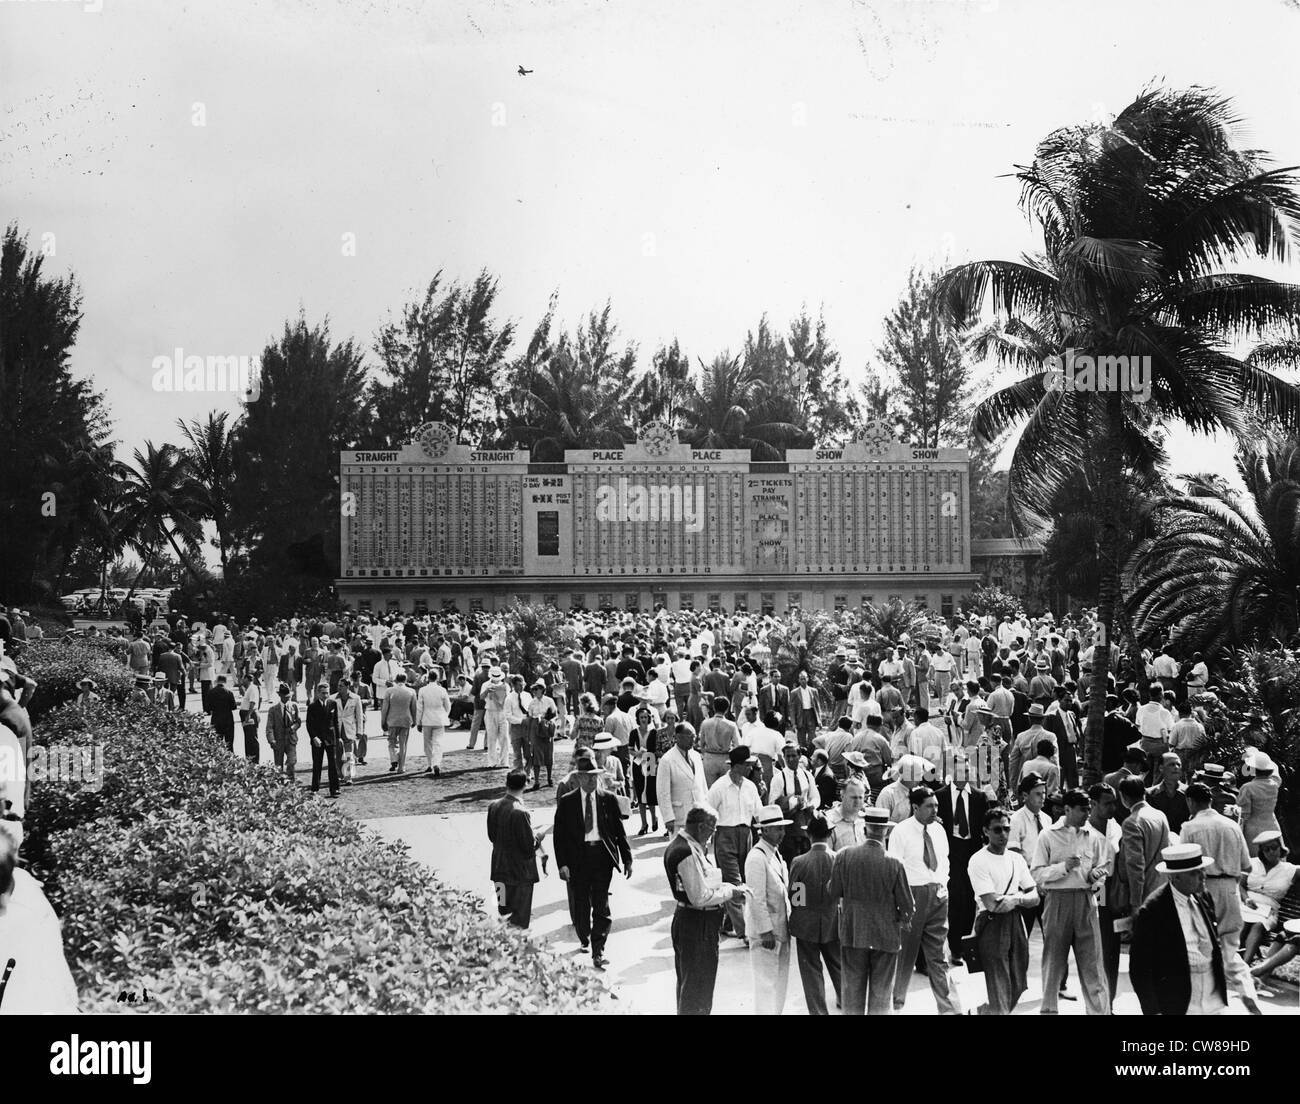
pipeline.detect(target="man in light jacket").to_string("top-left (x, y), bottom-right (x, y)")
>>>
top-left (381, 671), bottom-right (419, 774)
top-left (744, 805), bottom-right (794, 1014)
top-left (657, 722), bottom-right (708, 836)
top-left (415, 666), bottom-right (452, 776)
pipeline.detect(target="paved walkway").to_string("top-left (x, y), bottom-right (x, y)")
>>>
top-left (362, 808), bottom-right (1295, 1015)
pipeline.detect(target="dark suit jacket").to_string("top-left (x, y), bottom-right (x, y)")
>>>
top-left (788, 845), bottom-right (839, 943)
top-left (827, 840), bottom-right (914, 952)
top-left (583, 662), bottom-right (606, 698)
top-left (758, 683), bottom-right (790, 725)
top-left (554, 788), bottom-right (632, 874)
top-left (937, 785), bottom-right (987, 855)
top-left (487, 795), bottom-right (540, 885)
top-left (1129, 884), bottom-right (1227, 1015)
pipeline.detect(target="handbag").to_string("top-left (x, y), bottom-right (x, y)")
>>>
top-left (958, 869), bottom-right (1016, 974)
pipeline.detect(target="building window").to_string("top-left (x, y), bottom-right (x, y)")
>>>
top-left (834, 594), bottom-right (847, 612)
top-left (570, 593), bottom-right (586, 610)
top-left (358, 599), bottom-right (372, 613)
top-left (440, 598), bottom-right (456, 613)
top-left (761, 592), bottom-right (775, 615)
top-left (652, 591), bottom-right (668, 609)
top-left (517, 594), bottom-right (530, 606)
top-left (598, 593), bottom-right (614, 610)
top-left (992, 575), bottom-right (1004, 589)
top-left (536, 510), bottom-right (560, 557)
top-left (889, 594), bottom-right (901, 604)
top-left (708, 592), bottom-right (722, 612)
top-left (788, 592), bottom-right (802, 611)
top-left (734, 592), bottom-right (748, 612)
top-left (386, 599), bottom-right (400, 613)
top-left (861, 594), bottom-right (874, 607)
top-left (469, 598), bottom-right (483, 613)
top-left (543, 593), bottom-right (558, 607)
top-left (914, 594), bottom-right (928, 608)
top-left (680, 592), bottom-right (694, 611)
top-left (940, 594), bottom-right (955, 618)
top-left (625, 593), bottom-right (639, 611)
top-left (413, 598), bottom-right (428, 615)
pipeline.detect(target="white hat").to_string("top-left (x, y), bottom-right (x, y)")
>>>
top-left (1155, 842), bottom-right (1215, 875)
top-left (755, 805), bottom-right (793, 828)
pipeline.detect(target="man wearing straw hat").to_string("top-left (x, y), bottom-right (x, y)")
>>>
top-left (828, 806), bottom-right (914, 1015)
top-left (1129, 842), bottom-right (1262, 1015)
top-left (708, 746), bottom-right (764, 939)
top-left (744, 805), bottom-right (794, 1014)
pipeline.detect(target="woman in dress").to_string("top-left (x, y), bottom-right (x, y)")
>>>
top-left (629, 704), bottom-right (660, 836)
top-left (685, 659), bottom-right (705, 731)
top-left (1239, 753), bottom-right (1283, 856)
top-left (570, 692), bottom-right (603, 770)
top-left (1241, 831), bottom-right (1297, 964)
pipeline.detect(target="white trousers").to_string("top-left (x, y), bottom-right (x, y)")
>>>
top-left (750, 939), bottom-right (792, 1015)
top-left (486, 712), bottom-right (510, 766)
top-left (422, 724), bottom-right (445, 768)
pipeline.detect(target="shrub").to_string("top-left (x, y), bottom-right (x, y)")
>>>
top-left (25, 699), bottom-right (608, 1013)
top-left (21, 640), bottom-right (136, 721)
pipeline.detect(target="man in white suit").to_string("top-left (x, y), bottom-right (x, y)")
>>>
top-left (745, 805), bottom-right (793, 1014)
top-left (415, 666), bottom-right (452, 776)
top-left (657, 722), bottom-right (707, 837)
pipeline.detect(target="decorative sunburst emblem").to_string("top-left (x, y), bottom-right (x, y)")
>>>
top-left (856, 419), bottom-right (894, 458)
top-left (639, 420), bottom-right (678, 457)
top-left (414, 422), bottom-right (455, 460)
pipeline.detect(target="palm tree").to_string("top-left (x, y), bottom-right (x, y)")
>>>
top-left (499, 305), bottom-right (637, 461)
top-left (177, 411), bottom-right (237, 570)
top-left (117, 442), bottom-right (208, 586)
top-left (936, 85), bottom-right (1300, 782)
top-left (1128, 440), bottom-right (1300, 653)
top-left (683, 353), bottom-right (805, 460)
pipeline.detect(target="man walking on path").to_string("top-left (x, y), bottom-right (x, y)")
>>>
top-left (788, 814), bottom-right (842, 1014)
top-left (382, 670), bottom-right (418, 773)
top-left (828, 807), bottom-right (914, 1015)
top-left (487, 770), bottom-right (542, 928)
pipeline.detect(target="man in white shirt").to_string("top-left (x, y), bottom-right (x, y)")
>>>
top-left (670, 649), bottom-right (693, 716)
top-left (828, 777), bottom-right (869, 851)
top-left (372, 647), bottom-right (401, 714)
top-left (1030, 788), bottom-right (1112, 1015)
top-left (745, 708), bottom-right (787, 794)
top-left (744, 806), bottom-right (794, 1014)
top-left (930, 645), bottom-right (955, 701)
top-left (1186, 652), bottom-right (1209, 694)
top-left (238, 673), bottom-right (262, 763)
top-left (769, 740), bottom-right (817, 864)
top-left (1008, 774), bottom-right (1051, 861)
top-left (1135, 688), bottom-right (1175, 761)
top-left (0, 831), bottom-right (80, 1013)
top-left (644, 667), bottom-right (671, 720)
top-left (707, 747), bottom-right (764, 939)
top-left (887, 785), bottom-right (961, 1014)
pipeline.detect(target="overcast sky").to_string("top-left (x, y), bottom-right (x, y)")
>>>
top-left (5, 0), bottom-right (1300, 482)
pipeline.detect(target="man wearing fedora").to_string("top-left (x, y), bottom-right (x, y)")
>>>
top-left (829, 806), bottom-right (914, 1015)
top-left (1129, 842), bottom-right (1262, 1015)
top-left (554, 752), bottom-right (633, 970)
top-left (744, 805), bottom-right (794, 1014)
top-left (707, 746), bottom-right (764, 939)
top-left (487, 770), bottom-right (543, 929)
top-left (769, 739), bottom-right (817, 865)
top-left (788, 814), bottom-right (842, 1014)
top-left (1009, 703), bottom-right (1055, 789)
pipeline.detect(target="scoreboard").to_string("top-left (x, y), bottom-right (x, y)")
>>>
top-left (339, 420), bottom-right (971, 594)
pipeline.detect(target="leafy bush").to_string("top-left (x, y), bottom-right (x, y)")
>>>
top-left (960, 584), bottom-right (1021, 623)
top-left (21, 640), bottom-right (136, 720)
top-left (23, 690), bottom-right (608, 1012)
top-left (846, 598), bottom-right (931, 667)
top-left (766, 611), bottom-right (843, 698)
top-left (501, 600), bottom-right (564, 685)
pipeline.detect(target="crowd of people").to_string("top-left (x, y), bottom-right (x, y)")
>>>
top-left (1, 599), bottom-right (1296, 1015)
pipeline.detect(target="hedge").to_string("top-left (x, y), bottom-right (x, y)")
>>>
top-left (25, 692), bottom-right (608, 1013)
top-left (22, 639), bottom-right (136, 721)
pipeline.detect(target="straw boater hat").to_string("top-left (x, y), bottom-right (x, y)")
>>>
top-left (862, 807), bottom-right (891, 826)
top-left (591, 734), bottom-right (618, 752)
top-left (755, 805), bottom-right (793, 828)
top-left (487, 666), bottom-right (505, 685)
top-left (1196, 763), bottom-right (1230, 782)
top-left (153, 672), bottom-right (167, 682)
top-left (1028, 703), bottom-right (1047, 718)
top-left (1253, 753), bottom-right (1276, 776)
top-left (1156, 842), bottom-right (1215, 875)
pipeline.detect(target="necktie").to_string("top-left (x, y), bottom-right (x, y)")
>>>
top-left (923, 826), bottom-right (937, 872)
top-left (585, 792), bottom-right (595, 834)
top-left (792, 768), bottom-right (801, 797)
top-left (955, 792), bottom-right (968, 838)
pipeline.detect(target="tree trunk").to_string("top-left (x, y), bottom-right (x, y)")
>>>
top-left (163, 526), bottom-right (206, 586)
top-left (1083, 402), bottom-right (1124, 786)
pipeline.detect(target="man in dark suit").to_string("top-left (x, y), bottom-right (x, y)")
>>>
top-left (562, 650), bottom-right (584, 713)
top-left (305, 680), bottom-right (340, 797)
top-left (937, 770), bottom-right (988, 959)
top-left (554, 753), bottom-right (633, 970)
top-left (758, 669), bottom-right (790, 732)
top-left (266, 682), bottom-right (301, 782)
top-left (827, 807), bottom-right (915, 1015)
top-left (208, 674), bottom-right (238, 754)
top-left (790, 672), bottom-right (822, 752)
top-left (582, 653), bottom-right (607, 701)
top-left (1130, 842), bottom-right (1261, 1015)
top-left (1119, 776), bottom-right (1171, 907)
top-left (788, 815), bottom-right (842, 1014)
top-left (487, 770), bottom-right (542, 928)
